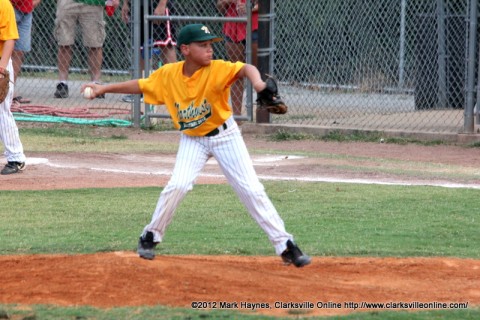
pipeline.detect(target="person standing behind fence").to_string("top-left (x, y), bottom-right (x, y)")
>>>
top-left (216, 0), bottom-right (258, 117)
top-left (0, 0), bottom-right (27, 175)
top-left (120, 0), bottom-right (177, 103)
top-left (10, 0), bottom-right (41, 105)
top-left (53, 0), bottom-right (119, 99)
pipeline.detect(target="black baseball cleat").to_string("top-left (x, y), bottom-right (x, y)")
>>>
top-left (137, 231), bottom-right (157, 260)
top-left (1, 161), bottom-right (26, 175)
top-left (281, 240), bottom-right (311, 267)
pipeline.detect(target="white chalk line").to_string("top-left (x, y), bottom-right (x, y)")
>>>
top-left (20, 157), bottom-right (480, 190)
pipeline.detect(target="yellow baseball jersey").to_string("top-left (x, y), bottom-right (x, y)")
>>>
top-left (0, 0), bottom-right (19, 54)
top-left (139, 59), bottom-right (244, 136)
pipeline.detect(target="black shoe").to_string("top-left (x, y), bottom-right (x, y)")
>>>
top-left (54, 82), bottom-right (69, 98)
top-left (137, 231), bottom-right (157, 260)
top-left (1, 162), bottom-right (26, 175)
top-left (281, 240), bottom-right (311, 267)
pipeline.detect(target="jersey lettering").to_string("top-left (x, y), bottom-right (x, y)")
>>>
top-left (175, 99), bottom-right (212, 131)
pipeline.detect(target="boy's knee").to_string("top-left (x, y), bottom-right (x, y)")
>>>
top-left (165, 180), bottom-right (194, 195)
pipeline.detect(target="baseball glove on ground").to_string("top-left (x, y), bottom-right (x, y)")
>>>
top-left (0, 69), bottom-right (10, 104)
top-left (256, 76), bottom-right (288, 114)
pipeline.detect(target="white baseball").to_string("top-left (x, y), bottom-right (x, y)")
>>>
top-left (83, 87), bottom-right (93, 99)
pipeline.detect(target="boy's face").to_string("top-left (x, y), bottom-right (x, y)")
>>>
top-left (182, 40), bottom-right (214, 66)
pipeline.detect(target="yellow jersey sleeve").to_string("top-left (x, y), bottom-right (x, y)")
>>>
top-left (139, 60), bottom-right (244, 136)
top-left (0, 0), bottom-right (19, 54)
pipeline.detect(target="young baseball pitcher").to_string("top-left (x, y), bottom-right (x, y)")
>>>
top-left (0, 0), bottom-right (27, 175)
top-left (81, 23), bottom-right (311, 267)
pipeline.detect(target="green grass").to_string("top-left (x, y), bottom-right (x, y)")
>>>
top-left (268, 129), bottom-right (449, 146)
top-left (469, 141), bottom-right (480, 148)
top-left (1, 182), bottom-right (478, 257)
top-left (0, 304), bottom-right (478, 320)
top-left (267, 129), bottom-right (386, 143)
top-left (0, 304), bottom-right (278, 320)
top-left (19, 125), bottom-right (179, 153)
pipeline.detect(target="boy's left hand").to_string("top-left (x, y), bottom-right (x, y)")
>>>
top-left (256, 76), bottom-right (288, 114)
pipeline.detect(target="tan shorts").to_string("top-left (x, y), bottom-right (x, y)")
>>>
top-left (54, 0), bottom-right (106, 48)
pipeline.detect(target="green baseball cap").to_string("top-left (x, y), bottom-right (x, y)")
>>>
top-left (177, 24), bottom-right (223, 46)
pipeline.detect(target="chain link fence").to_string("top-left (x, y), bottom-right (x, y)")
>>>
top-left (273, 0), bottom-right (479, 134)
top-left (14, 0), bottom-right (480, 134)
top-left (15, 0), bottom-right (133, 126)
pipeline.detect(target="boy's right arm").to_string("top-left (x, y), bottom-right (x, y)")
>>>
top-left (81, 80), bottom-right (141, 99)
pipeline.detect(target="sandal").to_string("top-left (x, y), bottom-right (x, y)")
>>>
top-left (13, 96), bottom-right (31, 104)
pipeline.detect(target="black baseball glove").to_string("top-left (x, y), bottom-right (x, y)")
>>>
top-left (256, 76), bottom-right (288, 114)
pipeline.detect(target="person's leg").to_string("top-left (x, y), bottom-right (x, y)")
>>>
top-left (87, 47), bottom-right (103, 82)
top-left (54, 0), bottom-right (79, 82)
top-left (57, 46), bottom-right (72, 82)
top-left (53, 45), bottom-right (72, 98)
top-left (11, 51), bottom-right (24, 84)
top-left (53, 0), bottom-right (79, 98)
top-left (226, 41), bottom-right (246, 116)
top-left (79, 4), bottom-right (105, 82)
top-left (211, 118), bottom-right (292, 255)
top-left (12, 10), bottom-right (32, 102)
top-left (212, 123), bottom-right (311, 266)
top-left (0, 61), bottom-right (26, 167)
top-left (142, 134), bottom-right (210, 243)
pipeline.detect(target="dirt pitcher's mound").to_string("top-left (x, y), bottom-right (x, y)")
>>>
top-left (0, 253), bottom-right (479, 317)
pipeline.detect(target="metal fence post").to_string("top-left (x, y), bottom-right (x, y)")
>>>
top-left (399, 0), bottom-right (406, 89)
top-left (477, 32), bottom-right (480, 128)
top-left (245, 0), bottom-right (254, 123)
top-left (143, 0), bottom-right (153, 128)
top-left (256, 0), bottom-right (274, 123)
top-left (465, 0), bottom-right (478, 133)
top-left (132, 0), bottom-right (142, 128)
top-left (436, 0), bottom-right (447, 109)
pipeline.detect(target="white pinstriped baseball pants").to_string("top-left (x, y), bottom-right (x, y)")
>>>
top-left (143, 116), bottom-right (292, 255)
top-left (0, 60), bottom-right (25, 163)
